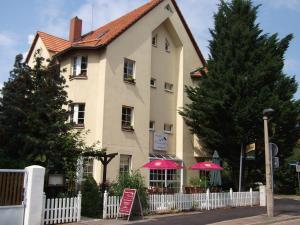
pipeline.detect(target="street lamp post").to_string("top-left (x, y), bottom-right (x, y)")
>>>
top-left (263, 108), bottom-right (274, 217)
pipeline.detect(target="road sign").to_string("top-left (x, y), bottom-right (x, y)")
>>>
top-left (273, 157), bottom-right (279, 169)
top-left (269, 143), bottom-right (278, 156)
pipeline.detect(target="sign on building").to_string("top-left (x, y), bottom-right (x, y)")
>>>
top-left (154, 132), bottom-right (168, 151)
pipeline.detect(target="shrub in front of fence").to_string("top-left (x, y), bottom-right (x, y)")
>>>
top-left (81, 176), bottom-right (102, 218)
top-left (109, 171), bottom-right (149, 212)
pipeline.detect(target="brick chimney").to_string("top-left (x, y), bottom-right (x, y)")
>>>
top-left (69, 17), bottom-right (82, 42)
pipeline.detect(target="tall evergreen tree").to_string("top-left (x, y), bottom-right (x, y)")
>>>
top-left (0, 52), bottom-right (86, 186)
top-left (180, 0), bottom-right (300, 189)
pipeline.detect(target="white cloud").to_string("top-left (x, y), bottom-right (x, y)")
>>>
top-left (0, 32), bottom-right (18, 84)
top-left (27, 34), bottom-right (35, 45)
top-left (264, 0), bottom-right (300, 11)
top-left (34, 0), bottom-right (70, 39)
top-left (0, 33), bottom-right (15, 47)
top-left (177, 0), bottom-right (218, 59)
top-left (284, 58), bottom-right (299, 73)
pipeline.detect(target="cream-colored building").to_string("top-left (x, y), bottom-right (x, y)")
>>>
top-left (26, 0), bottom-right (208, 191)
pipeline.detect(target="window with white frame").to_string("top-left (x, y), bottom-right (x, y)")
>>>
top-left (123, 58), bottom-right (135, 83)
top-left (164, 123), bottom-right (173, 133)
top-left (164, 82), bottom-right (173, 92)
top-left (150, 78), bottom-right (156, 88)
top-left (83, 158), bottom-right (93, 177)
top-left (152, 34), bottom-right (157, 47)
top-left (149, 121), bottom-right (155, 131)
top-left (70, 103), bottom-right (85, 126)
top-left (119, 155), bottom-right (131, 175)
top-left (72, 56), bottom-right (88, 77)
top-left (165, 38), bottom-right (170, 52)
top-left (149, 169), bottom-right (180, 191)
top-left (122, 106), bottom-right (134, 130)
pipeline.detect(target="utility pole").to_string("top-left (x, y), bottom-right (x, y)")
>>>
top-left (238, 143), bottom-right (243, 192)
top-left (263, 108), bottom-right (274, 217)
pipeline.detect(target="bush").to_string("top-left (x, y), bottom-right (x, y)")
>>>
top-left (81, 176), bottom-right (101, 218)
top-left (110, 171), bottom-right (148, 211)
top-left (189, 176), bottom-right (206, 188)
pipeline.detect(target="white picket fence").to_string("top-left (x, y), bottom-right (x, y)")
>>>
top-left (42, 192), bottom-right (81, 224)
top-left (103, 188), bottom-right (260, 219)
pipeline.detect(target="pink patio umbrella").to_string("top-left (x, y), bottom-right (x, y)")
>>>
top-left (142, 160), bottom-right (182, 189)
top-left (189, 161), bottom-right (223, 189)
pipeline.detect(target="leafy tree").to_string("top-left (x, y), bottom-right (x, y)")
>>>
top-left (180, 0), bottom-right (300, 189)
top-left (0, 52), bottom-right (86, 190)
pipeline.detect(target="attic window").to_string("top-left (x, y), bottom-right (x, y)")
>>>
top-left (165, 4), bottom-right (173, 13)
top-left (97, 30), bottom-right (109, 39)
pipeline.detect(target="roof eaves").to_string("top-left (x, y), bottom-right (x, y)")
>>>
top-left (54, 44), bottom-right (105, 58)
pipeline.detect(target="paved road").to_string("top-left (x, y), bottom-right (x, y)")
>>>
top-left (129, 198), bottom-right (300, 225)
top-left (70, 198), bottom-right (300, 225)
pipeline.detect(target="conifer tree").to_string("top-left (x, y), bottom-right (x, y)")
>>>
top-left (180, 0), bottom-right (300, 188)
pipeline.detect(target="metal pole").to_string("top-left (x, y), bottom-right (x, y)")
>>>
top-left (263, 116), bottom-right (274, 217)
top-left (238, 143), bottom-right (243, 192)
top-left (298, 172), bottom-right (300, 193)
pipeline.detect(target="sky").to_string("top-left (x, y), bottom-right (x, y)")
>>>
top-left (0, 0), bottom-right (299, 98)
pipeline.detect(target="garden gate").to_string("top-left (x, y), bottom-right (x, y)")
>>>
top-left (0, 169), bottom-right (27, 225)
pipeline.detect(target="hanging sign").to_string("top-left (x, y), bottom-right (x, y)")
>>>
top-left (154, 132), bottom-right (168, 151)
top-left (117, 188), bottom-right (143, 221)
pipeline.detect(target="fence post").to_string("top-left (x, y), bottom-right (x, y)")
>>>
top-left (77, 192), bottom-right (82, 221)
top-left (103, 190), bottom-right (108, 219)
top-left (250, 188), bottom-right (253, 207)
top-left (24, 165), bottom-right (45, 225)
top-left (206, 189), bottom-right (210, 210)
top-left (41, 193), bottom-right (46, 225)
top-left (230, 188), bottom-right (233, 207)
top-left (259, 185), bottom-right (266, 206)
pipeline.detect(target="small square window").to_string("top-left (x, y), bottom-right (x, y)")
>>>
top-left (149, 121), bottom-right (155, 131)
top-left (150, 78), bottom-right (156, 88)
top-left (83, 158), bottom-right (93, 177)
top-left (69, 103), bottom-right (85, 127)
top-left (122, 106), bottom-right (134, 131)
top-left (72, 56), bottom-right (88, 77)
top-left (152, 34), bottom-right (157, 47)
top-left (165, 38), bottom-right (170, 52)
top-left (123, 58), bottom-right (136, 83)
top-left (120, 155), bottom-right (132, 175)
top-left (164, 82), bottom-right (173, 92)
top-left (164, 123), bottom-right (173, 134)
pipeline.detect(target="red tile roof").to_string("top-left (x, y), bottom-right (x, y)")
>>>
top-left (38, 32), bottom-right (71, 52)
top-left (26, 0), bottom-right (205, 65)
